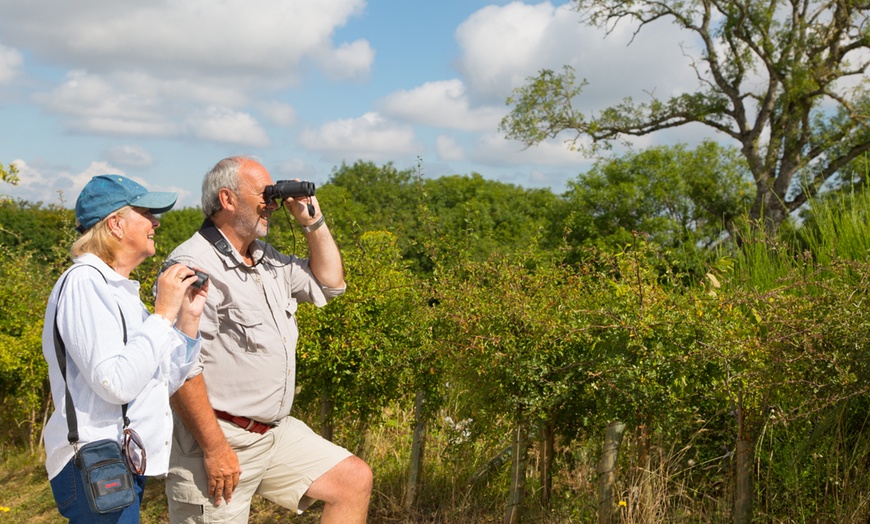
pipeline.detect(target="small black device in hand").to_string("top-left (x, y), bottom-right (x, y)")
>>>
top-left (161, 260), bottom-right (209, 288)
top-left (263, 180), bottom-right (316, 216)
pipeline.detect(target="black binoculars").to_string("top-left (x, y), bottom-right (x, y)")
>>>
top-left (263, 180), bottom-right (317, 217)
top-left (263, 180), bottom-right (316, 202)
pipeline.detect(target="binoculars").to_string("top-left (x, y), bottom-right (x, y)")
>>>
top-left (161, 260), bottom-right (209, 289)
top-left (263, 180), bottom-right (316, 217)
top-left (263, 180), bottom-right (316, 202)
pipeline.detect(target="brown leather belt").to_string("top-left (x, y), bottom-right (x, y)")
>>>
top-left (213, 410), bottom-right (273, 434)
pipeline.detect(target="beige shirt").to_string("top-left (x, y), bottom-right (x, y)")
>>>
top-left (167, 225), bottom-right (345, 423)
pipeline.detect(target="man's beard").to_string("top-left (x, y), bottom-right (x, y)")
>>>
top-left (233, 208), bottom-right (270, 239)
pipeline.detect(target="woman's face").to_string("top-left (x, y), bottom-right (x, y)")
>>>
top-left (119, 207), bottom-right (160, 259)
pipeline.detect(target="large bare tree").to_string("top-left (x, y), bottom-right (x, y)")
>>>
top-left (501, 0), bottom-right (870, 234)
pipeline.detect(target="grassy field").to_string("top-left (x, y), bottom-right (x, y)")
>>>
top-left (0, 448), bottom-right (326, 524)
top-left (0, 447), bottom-right (521, 524)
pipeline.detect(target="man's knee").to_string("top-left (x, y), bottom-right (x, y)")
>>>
top-left (345, 456), bottom-right (373, 496)
top-left (309, 455), bottom-right (373, 503)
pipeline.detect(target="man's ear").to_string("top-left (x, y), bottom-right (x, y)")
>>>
top-left (218, 187), bottom-right (236, 211)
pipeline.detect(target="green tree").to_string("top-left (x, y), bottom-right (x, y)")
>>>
top-left (563, 141), bottom-right (753, 273)
top-left (501, 0), bottom-right (870, 234)
top-left (434, 241), bottom-right (592, 522)
top-left (422, 173), bottom-right (562, 259)
top-left (0, 246), bottom-right (57, 451)
top-left (1, 160), bottom-right (19, 202)
top-left (0, 201), bottom-right (74, 259)
top-left (294, 230), bottom-right (426, 456)
top-left (322, 161), bottom-right (565, 275)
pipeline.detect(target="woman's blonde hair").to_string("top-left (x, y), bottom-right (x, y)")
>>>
top-left (70, 206), bottom-right (131, 266)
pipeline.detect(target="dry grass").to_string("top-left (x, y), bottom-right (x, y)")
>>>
top-left (5, 405), bottom-right (869, 523)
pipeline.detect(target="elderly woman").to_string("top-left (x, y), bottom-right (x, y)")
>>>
top-left (42, 175), bottom-right (208, 523)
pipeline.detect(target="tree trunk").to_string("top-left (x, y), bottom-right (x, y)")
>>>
top-left (734, 398), bottom-right (754, 524)
top-left (539, 420), bottom-right (556, 508)
top-left (504, 412), bottom-right (528, 524)
top-left (635, 418), bottom-right (652, 519)
top-left (405, 389), bottom-right (427, 511)
top-left (356, 422), bottom-right (372, 462)
top-left (597, 421), bottom-right (626, 524)
top-left (319, 391), bottom-right (334, 442)
top-left (750, 182), bottom-right (790, 236)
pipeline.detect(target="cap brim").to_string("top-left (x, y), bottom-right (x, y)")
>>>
top-left (133, 191), bottom-right (178, 214)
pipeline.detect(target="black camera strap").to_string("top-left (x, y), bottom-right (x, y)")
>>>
top-left (197, 217), bottom-right (266, 267)
top-left (52, 264), bottom-right (129, 444)
top-left (197, 218), bottom-right (234, 258)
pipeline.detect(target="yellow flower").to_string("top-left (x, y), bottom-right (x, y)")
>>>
top-left (0, 506), bottom-right (10, 512)
top-left (618, 500), bottom-right (627, 507)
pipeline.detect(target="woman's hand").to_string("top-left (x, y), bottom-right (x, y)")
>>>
top-left (154, 263), bottom-right (208, 337)
top-left (175, 269), bottom-right (209, 338)
top-left (153, 263), bottom-right (190, 321)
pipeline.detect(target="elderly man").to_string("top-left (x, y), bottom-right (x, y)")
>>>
top-left (164, 157), bottom-right (372, 523)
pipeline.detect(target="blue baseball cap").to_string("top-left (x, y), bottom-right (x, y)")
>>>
top-left (75, 174), bottom-right (178, 233)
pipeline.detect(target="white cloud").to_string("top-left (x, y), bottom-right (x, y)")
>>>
top-left (257, 101), bottom-right (298, 127)
top-left (101, 145), bottom-right (154, 168)
top-left (455, 2), bottom-right (700, 109)
top-left (299, 112), bottom-right (422, 161)
top-left (2, 159), bottom-right (122, 206)
top-left (33, 70), bottom-right (179, 136)
top-left (4, 159), bottom-right (199, 208)
top-left (0, 0), bottom-right (369, 84)
top-left (436, 135), bottom-right (465, 161)
top-left (318, 39), bottom-right (375, 81)
top-left (0, 44), bottom-right (23, 83)
top-left (0, 1), bottom-right (369, 147)
top-left (379, 79), bottom-right (505, 131)
top-left (188, 107), bottom-right (271, 148)
top-left (33, 70), bottom-right (271, 146)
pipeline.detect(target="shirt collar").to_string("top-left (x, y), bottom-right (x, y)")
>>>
top-left (74, 253), bottom-right (141, 292)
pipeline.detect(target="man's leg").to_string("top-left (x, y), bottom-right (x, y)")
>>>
top-left (303, 455), bottom-right (372, 524)
top-left (256, 417), bottom-right (372, 523)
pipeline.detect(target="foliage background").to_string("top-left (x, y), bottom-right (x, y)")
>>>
top-left (0, 157), bottom-right (869, 523)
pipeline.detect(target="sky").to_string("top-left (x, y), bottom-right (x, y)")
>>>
top-left (0, 0), bottom-right (713, 209)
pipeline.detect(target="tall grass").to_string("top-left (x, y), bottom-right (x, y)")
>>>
top-left (799, 187), bottom-right (870, 265)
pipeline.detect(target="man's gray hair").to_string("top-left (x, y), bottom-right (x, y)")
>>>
top-left (201, 157), bottom-right (248, 218)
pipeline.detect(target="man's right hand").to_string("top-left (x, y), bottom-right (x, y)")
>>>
top-left (203, 441), bottom-right (241, 506)
top-left (170, 375), bottom-right (242, 507)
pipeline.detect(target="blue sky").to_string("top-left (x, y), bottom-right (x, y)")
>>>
top-left (0, 0), bottom-right (711, 209)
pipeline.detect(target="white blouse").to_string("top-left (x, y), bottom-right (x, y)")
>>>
top-left (42, 253), bottom-right (200, 479)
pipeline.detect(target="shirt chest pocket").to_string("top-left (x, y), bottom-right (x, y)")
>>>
top-left (220, 307), bottom-right (267, 355)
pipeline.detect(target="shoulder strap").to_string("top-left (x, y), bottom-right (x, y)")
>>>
top-left (52, 264), bottom-right (129, 444)
top-left (198, 217), bottom-right (267, 267)
top-left (198, 218), bottom-right (234, 257)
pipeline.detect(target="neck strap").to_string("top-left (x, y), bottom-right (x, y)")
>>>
top-left (198, 217), bottom-right (264, 267)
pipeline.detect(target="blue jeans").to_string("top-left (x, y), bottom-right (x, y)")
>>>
top-left (49, 457), bottom-right (147, 524)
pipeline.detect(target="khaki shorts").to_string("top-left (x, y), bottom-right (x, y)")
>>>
top-left (165, 414), bottom-right (353, 524)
